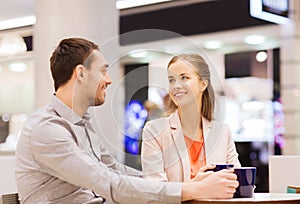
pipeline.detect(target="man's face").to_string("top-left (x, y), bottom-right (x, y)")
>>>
top-left (85, 50), bottom-right (112, 106)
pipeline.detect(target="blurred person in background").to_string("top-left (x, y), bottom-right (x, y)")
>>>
top-left (143, 100), bottom-right (164, 121)
top-left (142, 53), bottom-right (241, 182)
top-left (15, 38), bottom-right (238, 204)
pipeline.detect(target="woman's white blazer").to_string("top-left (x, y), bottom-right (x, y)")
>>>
top-left (141, 111), bottom-right (241, 182)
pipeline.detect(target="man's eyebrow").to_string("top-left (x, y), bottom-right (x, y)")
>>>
top-left (101, 64), bottom-right (109, 70)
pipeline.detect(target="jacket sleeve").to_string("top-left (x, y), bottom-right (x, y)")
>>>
top-left (141, 119), bottom-right (169, 182)
top-left (98, 141), bottom-right (143, 177)
top-left (31, 120), bottom-right (181, 204)
top-left (224, 124), bottom-right (241, 167)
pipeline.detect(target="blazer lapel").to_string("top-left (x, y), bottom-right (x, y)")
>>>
top-left (203, 118), bottom-right (222, 163)
top-left (202, 117), bottom-right (212, 143)
top-left (203, 117), bottom-right (214, 163)
top-left (169, 111), bottom-right (191, 181)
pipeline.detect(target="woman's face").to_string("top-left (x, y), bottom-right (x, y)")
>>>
top-left (168, 60), bottom-right (207, 108)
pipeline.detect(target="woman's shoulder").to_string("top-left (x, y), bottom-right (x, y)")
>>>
top-left (143, 115), bottom-right (172, 137)
top-left (209, 118), bottom-right (229, 126)
top-left (209, 119), bottom-right (231, 134)
top-left (144, 116), bottom-right (168, 130)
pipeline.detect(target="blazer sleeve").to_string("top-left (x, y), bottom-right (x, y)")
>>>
top-left (224, 124), bottom-right (241, 167)
top-left (141, 119), bottom-right (169, 182)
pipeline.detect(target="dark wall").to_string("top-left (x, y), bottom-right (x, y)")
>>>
top-left (124, 64), bottom-right (149, 105)
top-left (120, 0), bottom-right (274, 45)
top-left (225, 52), bottom-right (253, 78)
top-left (124, 63), bottom-right (149, 170)
top-left (236, 141), bottom-right (269, 192)
top-left (23, 36), bottom-right (33, 51)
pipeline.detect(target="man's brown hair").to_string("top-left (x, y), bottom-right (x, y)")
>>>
top-left (50, 38), bottom-right (99, 91)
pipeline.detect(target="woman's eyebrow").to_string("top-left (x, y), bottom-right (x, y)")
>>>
top-left (179, 73), bottom-right (191, 76)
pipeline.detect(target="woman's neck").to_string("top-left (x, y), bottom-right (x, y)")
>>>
top-left (178, 103), bottom-right (203, 141)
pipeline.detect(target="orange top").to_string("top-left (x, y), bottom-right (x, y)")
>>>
top-left (184, 135), bottom-right (206, 179)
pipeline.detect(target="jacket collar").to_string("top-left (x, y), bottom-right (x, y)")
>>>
top-left (169, 110), bottom-right (212, 140)
top-left (50, 95), bottom-right (90, 126)
top-left (168, 110), bottom-right (213, 181)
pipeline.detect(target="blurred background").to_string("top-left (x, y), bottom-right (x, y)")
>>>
top-left (0, 0), bottom-right (299, 194)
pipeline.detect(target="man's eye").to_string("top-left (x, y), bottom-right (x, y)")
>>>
top-left (168, 78), bottom-right (175, 83)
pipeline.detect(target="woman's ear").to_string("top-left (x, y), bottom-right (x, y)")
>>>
top-left (200, 80), bottom-right (208, 91)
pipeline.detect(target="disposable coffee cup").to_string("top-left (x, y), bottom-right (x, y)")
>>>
top-left (233, 167), bottom-right (256, 198)
top-left (213, 164), bottom-right (234, 172)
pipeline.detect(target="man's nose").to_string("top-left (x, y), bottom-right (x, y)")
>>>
top-left (106, 73), bottom-right (112, 85)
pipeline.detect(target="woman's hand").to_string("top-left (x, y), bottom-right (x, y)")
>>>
top-left (192, 164), bottom-right (216, 181)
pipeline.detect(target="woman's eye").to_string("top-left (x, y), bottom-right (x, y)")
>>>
top-left (181, 76), bottom-right (188, 80)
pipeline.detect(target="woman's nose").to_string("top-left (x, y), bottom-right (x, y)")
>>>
top-left (173, 80), bottom-right (182, 89)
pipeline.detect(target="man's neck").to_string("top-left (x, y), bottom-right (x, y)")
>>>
top-left (56, 87), bottom-right (87, 118)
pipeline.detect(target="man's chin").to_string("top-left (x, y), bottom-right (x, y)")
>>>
top-left (95, 99), bottom-right (105, 106)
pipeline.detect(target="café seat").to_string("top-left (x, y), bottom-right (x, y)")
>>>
top-left (0, 193), bottom-right (19, 204)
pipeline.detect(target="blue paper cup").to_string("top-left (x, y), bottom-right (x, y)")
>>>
top-left (233, 167), bottom-right (256, 198)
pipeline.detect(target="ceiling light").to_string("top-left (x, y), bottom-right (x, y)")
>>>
top-left (1, 114), bottom-right (10, 122)
top-left (256, 51), bottom-right (267, 62)
top-left (9, 62), bottom-right (27, 72)
top-left (116, 0), bottom-right (172, 9)
top-left (242, 118), bottom-right (265, 129)
top-left (203, 40), bottom-right (222, 49)
top-left (0, 34), bottom-right (27, 56)
top-left (129, 50), bottom-right (148, 58)
top-left (0, 15), bottom-right (36, 30)
top-left (244, 35), bottom-right (266, 45)
top-left (19, 114), bottom-right (28, 122)
top-left (242, 101), bottom-right (264, 111)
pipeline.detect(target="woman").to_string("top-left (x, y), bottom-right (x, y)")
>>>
top-left (141, 53), bottom-right (240, 182)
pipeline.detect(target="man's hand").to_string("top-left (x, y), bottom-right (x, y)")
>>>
top-left (181, 168), bottom-right (239, 201)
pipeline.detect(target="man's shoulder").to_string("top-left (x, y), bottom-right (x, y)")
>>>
top-left (22, 105), bottom-right (66, 137)
top-left (26, 105), bottom-right (59, 126)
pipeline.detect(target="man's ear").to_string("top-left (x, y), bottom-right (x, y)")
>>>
top-left (75, 64), bottom-right (85, 81)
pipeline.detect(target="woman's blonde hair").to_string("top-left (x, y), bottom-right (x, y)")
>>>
top-left (165, 53), bottom-right (215, 121)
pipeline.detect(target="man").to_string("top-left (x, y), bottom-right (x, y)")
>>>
top-left (15, 37), bottom-right (238, 203)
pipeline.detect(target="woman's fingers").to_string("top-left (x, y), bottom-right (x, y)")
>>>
top-left (199, 164), bottom-right (216, 172)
